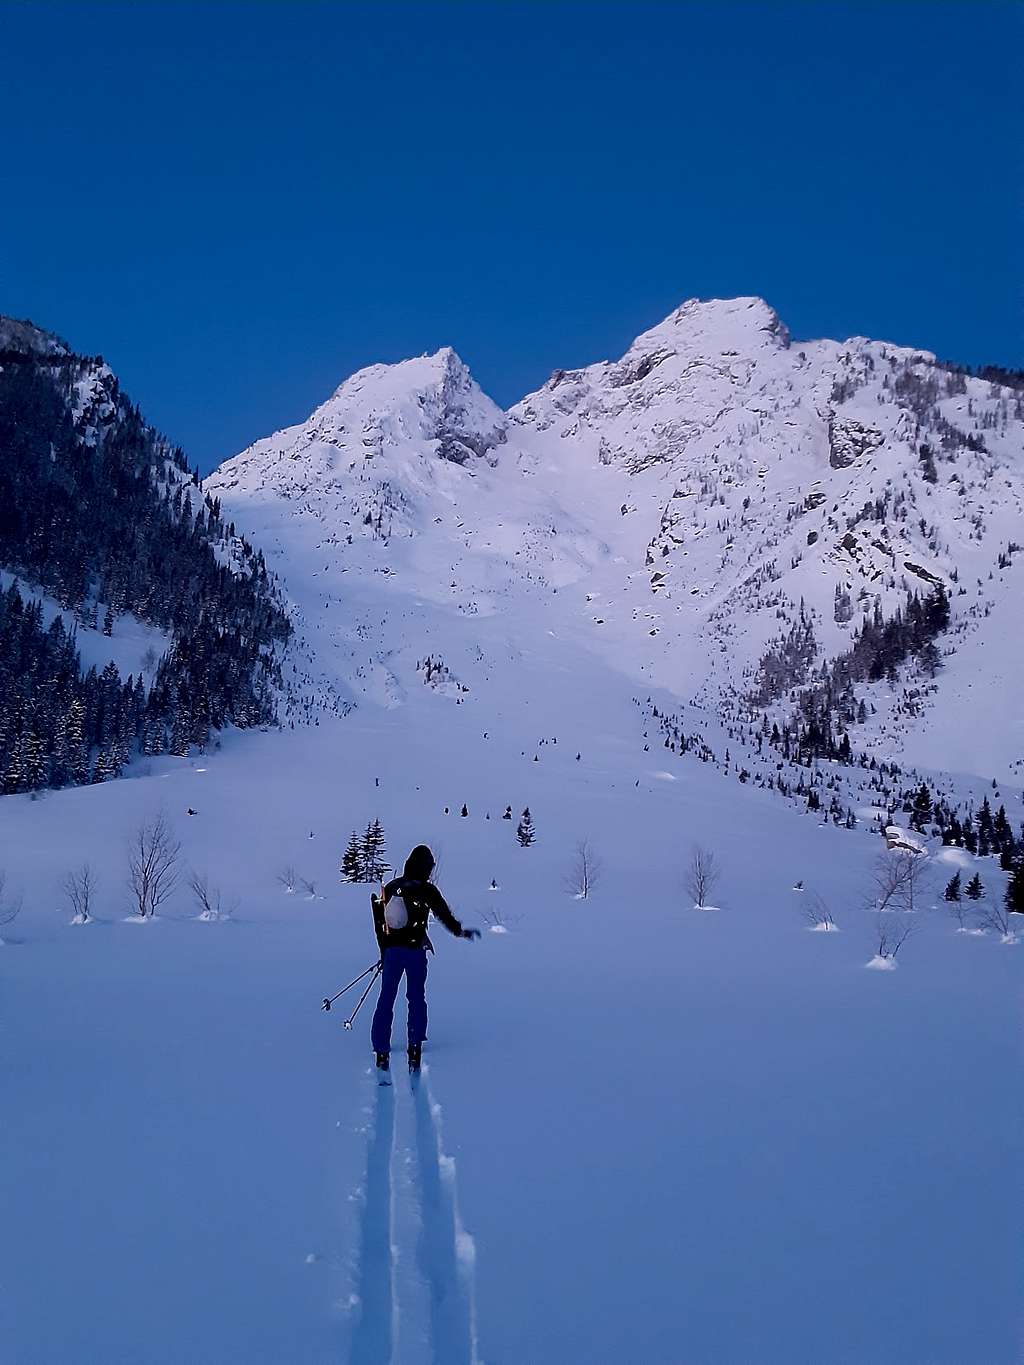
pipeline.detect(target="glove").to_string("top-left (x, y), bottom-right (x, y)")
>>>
top-left (462, 927), bottom-right (481, 941)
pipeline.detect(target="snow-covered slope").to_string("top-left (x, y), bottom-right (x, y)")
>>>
top-left (209, 296), bottom-right (1024, 796)
top-left (6, 300), bottom-right (1021, 1365)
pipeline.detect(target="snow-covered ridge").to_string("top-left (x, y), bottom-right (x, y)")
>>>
top-left (208, 295), bottom-right (1024, 790)
top-left (0, 316), bottom-right (68, 355)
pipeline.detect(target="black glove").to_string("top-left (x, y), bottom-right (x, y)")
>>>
top-left (462, 927), bottom-right (481, 941)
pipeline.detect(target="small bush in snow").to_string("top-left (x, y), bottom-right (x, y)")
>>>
top-left (277, 866), bottom-right (297, 893)
top-left (0, 871), bottom-right (23, 942)
top-left (868, 911), bottom-right (918, 969)
top-left (976, 898), bottom-right (1018, 944)
top-left (62, 863), bottom-right (96, 924)
top-left (869, 850), bottom-right (924, 915)
top-left (127, 812), bottom-right (181, 919)
top-left (687, 845), bottom-right (720, 909)
top-left (801, 891), bottom-right (838, 932)
top-left (564, 838), bottom-right (601, 900)
top-left (190, 871), bottom-right (235, 921)
top-left (479, 907), bottom-right (521, 934)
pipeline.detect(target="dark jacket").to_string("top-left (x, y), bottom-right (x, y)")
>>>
top-left (378, 847), bottom-right (465, 952)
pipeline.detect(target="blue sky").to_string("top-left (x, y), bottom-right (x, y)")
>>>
top-left (2, 1), bottom-right (1020, 471)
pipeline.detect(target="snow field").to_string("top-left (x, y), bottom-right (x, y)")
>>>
top-left (1, 689), bottom-right (1019, 1363)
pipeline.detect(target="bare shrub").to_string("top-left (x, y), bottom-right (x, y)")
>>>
top-left (189, 871), bottom-right (235, 921)
top-left (874, 911), bottom-right (918, 963)
top-left (870, 851), bottom-right (923, 914)
top-left (687, 846), bottom-right (720, 909)
top-left (127, 811), bottom-right (181, 919)
top-left (977, 898), bottom-right (1016, 941)
top-left (277, 866), bottom-right (297, 894)
top-left (62, 864), bottom-right (96, 923)
top-left (0, 872), bottom-right (23, 940)
top-left (801, 891), bottom-right (837, 931)
top-left (479, 906), bottom-right (522, 933)
top-left (564, 839), bottom-right (601, 900)
top-left (949, 896), bottom-right (974, 932)
top-left (299, 877), bottom-right (319, 900)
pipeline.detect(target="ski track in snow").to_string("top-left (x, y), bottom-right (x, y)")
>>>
top-left (412, 1065), bottom-right (479, 1365)
top-left (351, 1064), bottom-right (479, 1364)
top-left (350, 1083), bottom-right (397, 1365)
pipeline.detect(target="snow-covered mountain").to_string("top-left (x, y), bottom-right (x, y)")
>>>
top-left (7, 300), bottom-right (1022, 1365)
top-left (208, 296), bottom-right (1024, 805)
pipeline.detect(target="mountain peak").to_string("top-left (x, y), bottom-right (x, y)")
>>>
top-left (210, 343), bottom-right (507, 507)
top-left (629, 295), bottom-right (790, 358)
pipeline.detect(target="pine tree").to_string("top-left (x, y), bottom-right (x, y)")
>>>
top-left (977, 796), bottom-right (993, 841)
top-left (943, 872), bottom-right (962, 902)
top-left (361, 819), bottom-right (388, 881)
top-left (993, 804), bottom-right (1012, 851)
top-left (964, 872), bottom-right (984, 901)
top-left (516, 808), bottom-right (536, 847)
top-left (910, 782), bottom-right (933, 833)
top-left (340, 831), bottom-right (363, 882)
top-left (1005, 861), bottom-right (1024, 916)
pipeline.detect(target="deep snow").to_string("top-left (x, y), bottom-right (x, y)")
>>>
top-left (2, 685), bottom-right (1019, 1363)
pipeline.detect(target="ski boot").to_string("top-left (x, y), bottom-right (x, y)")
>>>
top-left (407, 1042), bottom-right (422, 1072)
top-left (375, 1052), bottom-right (391, 1085)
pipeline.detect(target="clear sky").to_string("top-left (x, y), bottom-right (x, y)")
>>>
top-left (2, 0), bottom-right (1020, 472)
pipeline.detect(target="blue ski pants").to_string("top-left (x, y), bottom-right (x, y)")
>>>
top-left (371, 947), bottom-right (428, 1053)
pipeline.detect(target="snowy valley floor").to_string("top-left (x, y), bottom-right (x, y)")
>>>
top-left (1, 692), bottom-right (1020, 1364)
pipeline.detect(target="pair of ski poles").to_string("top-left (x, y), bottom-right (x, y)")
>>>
top-left (321, 959), bottom-right (382, 1030)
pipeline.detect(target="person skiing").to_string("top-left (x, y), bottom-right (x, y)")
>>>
top-left (371, 844), bottom-right (479, 1075)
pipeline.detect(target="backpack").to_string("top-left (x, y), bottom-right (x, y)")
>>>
top-left (384, 878), bottom-right (431, 937)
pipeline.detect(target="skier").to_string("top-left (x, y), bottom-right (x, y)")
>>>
top-left (371, 844), bottom-right (479, 1076)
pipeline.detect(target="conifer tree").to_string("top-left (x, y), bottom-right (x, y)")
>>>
top-left (943, 872), bottom-right (962, 902)
top-left (341, 832), bottom-right (363, 882)
top-left (1005, 861), bottom-right (1024, 916)
top-left (516, 808), bottom-right (536, 847)
top-left (964, 872), bottom-right (984, 901)
top-left (993, 804), bottom-right (1012, 851)
top-left (977, 796), bottom-right (993, 843)
top-left (910, 782), bottom-right (933, 832)
top-left (361, 819), bottom-right (388, 880)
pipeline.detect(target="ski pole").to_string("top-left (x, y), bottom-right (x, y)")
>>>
top-left (321, 960), bottom-right (381, 1011)
top-left (343, 963), bottom-right (383, 1031)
